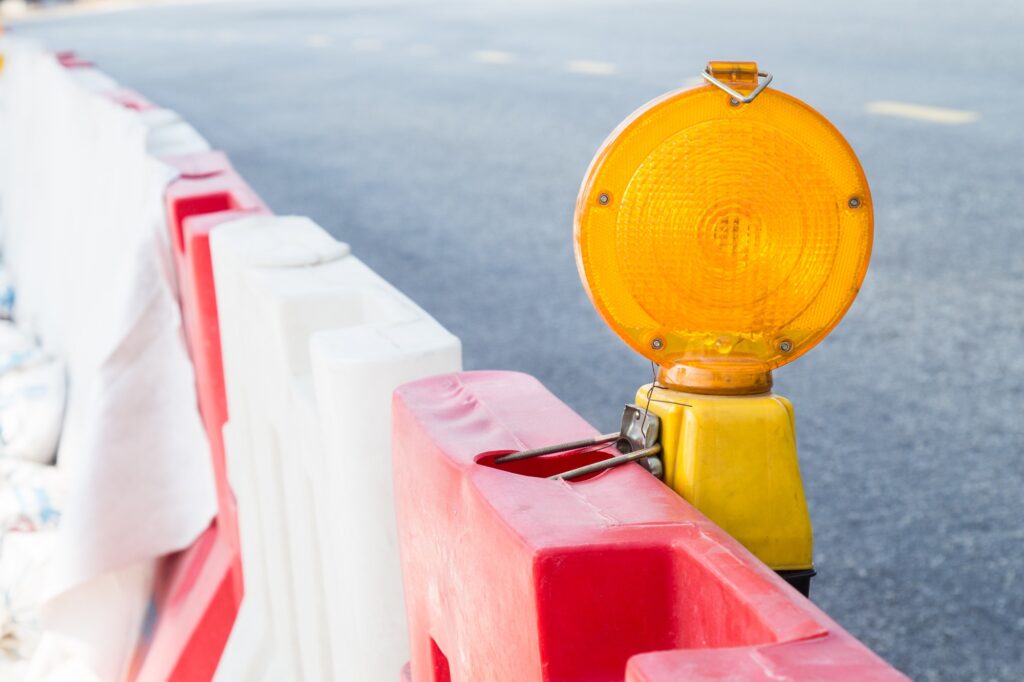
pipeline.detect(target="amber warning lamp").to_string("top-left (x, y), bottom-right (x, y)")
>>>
top-left (499, 62), bottom-right (872, 594)
top-left (574, 61), bottom-right (872, 394)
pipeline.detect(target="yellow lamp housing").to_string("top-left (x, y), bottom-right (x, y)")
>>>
top-left (574, 62), bottom-right (873, 585)
top-left (575, 61), bottom-right (872, 395)
top-left (635, 384), bottom-right (814, 575)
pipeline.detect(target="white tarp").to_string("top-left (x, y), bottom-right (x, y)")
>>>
top-left (0, 37), bottom-right (217, 679)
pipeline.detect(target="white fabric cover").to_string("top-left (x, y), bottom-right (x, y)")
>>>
top-left (0, 36), bottom-right (217, 679)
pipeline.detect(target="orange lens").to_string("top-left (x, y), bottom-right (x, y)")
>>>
top-left (574, 76), bottom-right (872, 394)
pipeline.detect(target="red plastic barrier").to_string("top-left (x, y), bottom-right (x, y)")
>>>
top-left (105, 87), bottom-right (156, 112)
top-left (393, 371), bottom-right (908, 681)
top-left (130, 525), bottom-right (238, 682)
top-left (163, 150), bottom-right (268, 532)
top-left (132, 152), bottom-right (269, 682)
top-left (55, 50), bottom-right (95, 68)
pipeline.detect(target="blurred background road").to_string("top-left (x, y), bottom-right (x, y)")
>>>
top-left (11, 1), bottom-right (1024, 679)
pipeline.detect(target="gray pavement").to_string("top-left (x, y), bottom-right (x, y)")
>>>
top-left (12, 1), bottom-right (1024, 679)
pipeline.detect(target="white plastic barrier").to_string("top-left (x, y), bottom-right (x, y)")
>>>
top-left (64, 65), bottom-right (118, 93)
top-left (139, 108), bottom-right (211, 157)
top-left (210, 215), bottom-right (461, 681)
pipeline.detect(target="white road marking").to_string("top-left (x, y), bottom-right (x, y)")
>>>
top-left (565, 60), bottom-right (619, 76)
top-left (408, 44), bottom-right (437, 58)
top-left (305, 34), bottom-right (332, 49)
top-left (473, 50), bottom-right (514, 64)
top-left (866, 101), bottom-right (979, 124)
top-left (352, 38), bottom-right (384, 52)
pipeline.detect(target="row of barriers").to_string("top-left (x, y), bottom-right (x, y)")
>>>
top-left (100, 65), bottom-right (461, 682)
top-left (2, 39), bottom-right (906, 681)
top-left (77, 62), bottom-right (462, 680)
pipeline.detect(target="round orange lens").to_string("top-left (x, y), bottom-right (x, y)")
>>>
top-left (575, 78), bottom-right (872, 394)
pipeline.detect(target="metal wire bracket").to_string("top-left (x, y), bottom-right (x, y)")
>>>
top-left (495, 405), bottom-right (663, 481)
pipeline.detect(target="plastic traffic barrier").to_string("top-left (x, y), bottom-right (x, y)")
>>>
top-left (163, 151), bottom-right (269, 529)
top-left (393, 371), bottom-right (908, 681)
top-left (132, 152), bottom-right (269, 682)
top-left (209, 215), bottom-right (461, 682)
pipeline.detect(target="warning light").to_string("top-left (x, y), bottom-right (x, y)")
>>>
top-left (575, 61), bottom-right (872, 394)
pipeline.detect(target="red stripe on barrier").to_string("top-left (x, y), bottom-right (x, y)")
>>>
top-left (132, 152), bottom-right (270, 681)
top-left (393, 371), bottom-right (907, 681)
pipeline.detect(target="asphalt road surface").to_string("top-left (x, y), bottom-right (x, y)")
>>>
top-left (12, 1), bottom-right (1024, 679)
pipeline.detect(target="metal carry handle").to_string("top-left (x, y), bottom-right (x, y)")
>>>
top-left (702, 66), bottom-right (773, 104)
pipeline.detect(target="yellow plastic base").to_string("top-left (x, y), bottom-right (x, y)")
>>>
top-left (636, 384), bottom-right (813, 571)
